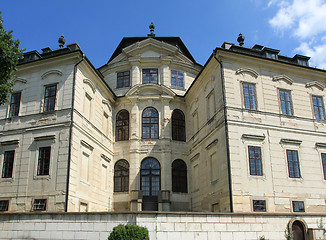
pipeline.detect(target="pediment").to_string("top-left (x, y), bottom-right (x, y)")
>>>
top-left (111, 38), bottom-right (194, 65)
top-left (125, 84), bottom-right (176, 97)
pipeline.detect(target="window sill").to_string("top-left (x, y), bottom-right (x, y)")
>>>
top-left (171, 86), bottom-right (185, 91)
top-left (115, 86), bottom-right (131, 90)
top-left (0, 178), bottom-right (14, 183)
top-left (33, 175), bottom-right (51, 180)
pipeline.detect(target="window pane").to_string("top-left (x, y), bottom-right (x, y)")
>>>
top-left (280, 90), bottom-right (293, 115)
top-left (293, 201), bottom-right (304, 212)
top-left (43, 85), bottom-right (57, 112)
top-left (243, 83), bottom-right (256, 110)
top-left (37, 147), bottom-right (51, 176)
top-left (9, 92), bottom-right (21, 117)
top-left (117, 71), bottom-right (130, 88)
top-left (312, 96), bottom-right (325, 120)
top-left (141, 158), bottom-right (161, 197)
top-left (114, 160), bottom-right (129, 192)
top-left (172, 159), bottom-right (187, 193)
top-left (143, 69), bottom-right (158, 84)
top-left (2, 150), bottom-right (15, 178)
top-left (287, 150), bottom-right (301, 178)
top-left (322, 153), bottom-right (326, 180)
top-left (253, 200), bottom-right (266, 212)
top-left (142, 107), bottom-right (159, 139)
top-left (116, 110), bottom-right (129, 141)
top-left (248, 146), bottom-right (263, 176)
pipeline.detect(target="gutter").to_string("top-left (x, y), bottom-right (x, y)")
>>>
top-left (65, 53), bottom-right (85, 212)
top-left (212, 49), bottom-right (233, 213)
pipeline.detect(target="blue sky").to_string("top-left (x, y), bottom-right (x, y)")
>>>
top-left (2, 0), bottom-right (326, 69)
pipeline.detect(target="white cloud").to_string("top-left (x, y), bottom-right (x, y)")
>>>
top-left (269, 0), bottom-right (326, 39)
top-left (268, 0), bottom-right (326, 68)
top-left (295, 39), bottom-right (326, 69)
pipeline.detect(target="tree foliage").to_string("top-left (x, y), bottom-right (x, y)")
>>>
top-left (108, 224), bottom-right (149, 240)
top-left (0, 12), bottom-right (24, 105)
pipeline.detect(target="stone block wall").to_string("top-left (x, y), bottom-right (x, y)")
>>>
top-left (0, 212), bottom-right (325, 240)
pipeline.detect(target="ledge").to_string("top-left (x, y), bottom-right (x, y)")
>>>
top-left (280, 139), bottom-right (302, 145)
top-left (242, 134), bottom-right (265, 141)
top-left (34, 135), bottom-right (56, 141)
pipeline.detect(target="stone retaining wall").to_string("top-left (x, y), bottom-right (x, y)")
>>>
top-left (0, 212), bottom-right (325, 240)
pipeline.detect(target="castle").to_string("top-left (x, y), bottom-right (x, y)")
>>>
top-left (1, 24), bottom-right (326, 216)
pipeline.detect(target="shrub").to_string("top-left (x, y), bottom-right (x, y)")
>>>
top-left (108, 224), bottom-right (149, 240)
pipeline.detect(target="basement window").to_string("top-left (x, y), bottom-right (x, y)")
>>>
top-left (253, 200), bottom-right (266, 212)
top-left (33, 199), bottom-right (47, 211)
top-left (292, 201), bottom-right (305, 212)
top-left (0, 200), bottom-right (9, 211)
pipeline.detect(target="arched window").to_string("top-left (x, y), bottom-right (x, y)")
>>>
top-left (172, 159), bottom-right (188, 193)
top-left (172, 109), bottom-right (185, 141)
top-left (141, 158), bottom-right (161, 197)
top-left (116, 110), bottom-right (129, 141)
top-left (114, 159), bottom-right (129, 192)
top-left (142, 107), bottom-right (159, 139)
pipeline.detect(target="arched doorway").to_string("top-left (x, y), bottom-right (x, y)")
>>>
top-left (292, 220), bottom-right (305, 240)
top-left (140, 157), bottom-right (161, 211)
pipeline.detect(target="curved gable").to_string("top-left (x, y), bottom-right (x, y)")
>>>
top-left (125, 84), bottom-right (176, 97)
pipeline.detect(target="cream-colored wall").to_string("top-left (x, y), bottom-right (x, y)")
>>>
top-left (67, 62), bottom-right (114, 212)
top-left (219, 52), bottom-right (326, 213)
top-left (0, 56), bottom-right (77, 212)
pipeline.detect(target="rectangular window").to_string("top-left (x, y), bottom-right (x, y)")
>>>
top-left (33, 199), bottom-right (47, 211)
top-left (322, 153), bottom-right (326, 180)
top-left (207, 92), bottom-right (216, 120)
top-left (84, 93), bottom-right (92, 120)
top-left (9, 92), bottom-right (21, 117)
top-left (279, 90), bottom-right (293, 115)
top-left (37, 147), bottom-right (51, 176)
top-left (81, 152), bottom-right (89, 181)
top-left (253, 200), bottom-right (266, 212)
top-left (171, 71), bottom-right (184, 88)
top-left (142, 69), bottom-right (158, 84)
top-left (243, 83), bottom-right (257, 110)
top-left (312, 95), bottom-right (325, 120)
top-left (0, 200), bottom-right (9, 211)
top-left (248, 146), bottom-right (263, 176)
top-left (43, 85), bottom-right (57, 112)
top-left (292, 201), bottom-right (305, 212)
top-left (117, 71), bottom-right (130, 88)
top-left (287, 150), bottom-right (301, 178)
top-left (2, 150), bottom-right (15, 178)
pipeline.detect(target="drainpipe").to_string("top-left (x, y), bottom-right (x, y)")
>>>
top-left (212, 49), bottom-right (233, 212)
top-left (65, 53), bottom-right (85, 212)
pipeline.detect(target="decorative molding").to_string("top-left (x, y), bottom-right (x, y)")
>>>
top-left (305, 81), bottom-right (325, 91)
top-left (280, 138), bottom-right (302, 145)
top-left (125, 83), bottom-right (176, 97)
top-left (206, 139), bottom-right (218, 150)
top-left (272, 75), bottom-right (294, 85)
top-left (13, 77), bottom-right (27, 84)
top-left (1, 140), bottom-right (19, 146)
top-left (102, 100), bottom-right (112, 112)
top-left (190, 153), bottom-right (200, 162)
top-left (242, 134), bottom-right (265, 141)
top-left (41, 70), bottom-right (63, 79)
top-left (81, 140), bottom-right (94, 151)
top-left (236, 68), bottom-right (259, 78)
top-left (83, 78), bottom-right (96, 93)
top-left (315, 142), bottom-right (326, 148)
top-left (101, 154), bottom-right (111, 163)
top-left (34, 135), bottom-right (56, 141)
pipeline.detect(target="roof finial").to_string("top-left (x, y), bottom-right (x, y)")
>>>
top-left (237, 33), bottom-right (245, 47)
top-left (58, 35), bottom-right (66, 48)
top-left (148, 22), bottom-right (155, 37)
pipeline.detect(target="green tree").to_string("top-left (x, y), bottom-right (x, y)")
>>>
top-left (108, 224), bottom-right (149, 240)
top-left (0, 12), bottom-right (24, 105)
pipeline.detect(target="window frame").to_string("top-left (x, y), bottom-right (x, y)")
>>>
top-left (8, 92), bottom-right (21, 117)
top-left (253, 200), bottom-right (266, 212)
top-left (37, 147), bottom-right (51, 176)
top-left (142, 68), bottom-right (158, 84)
top-left (116, 110), bottom-right (129, 141)
top-left (312, 95), bottom-right (325, 120)
top-left (286, 149), bottom-right (301, 178)
top-left (171, 109), bottom-right (186, 142)
top-left (171, 70), bottom-right (184, 89)
top-left (248, 146), bottom-right (263, 176)
top-left (33, 199), bottom-right (47, 211)
top-left (322, 153), bottom-right (326, 180)
top-left (2, 150), bottom-right (15, 179)
top-left (142, 107), bottom-right (159, 139)
top-left (242, 82), bottom-right (257, 110)
top-left (172, 159), bottom-right (188, 193)
top-left (117, 71), bottom-right (130, 88)
top-left (114, 159), bottom-right (129, 192)
top-left (279, 89), bottom-right (293, 115)
top-left (43, 84), bottom-right (57, 112)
